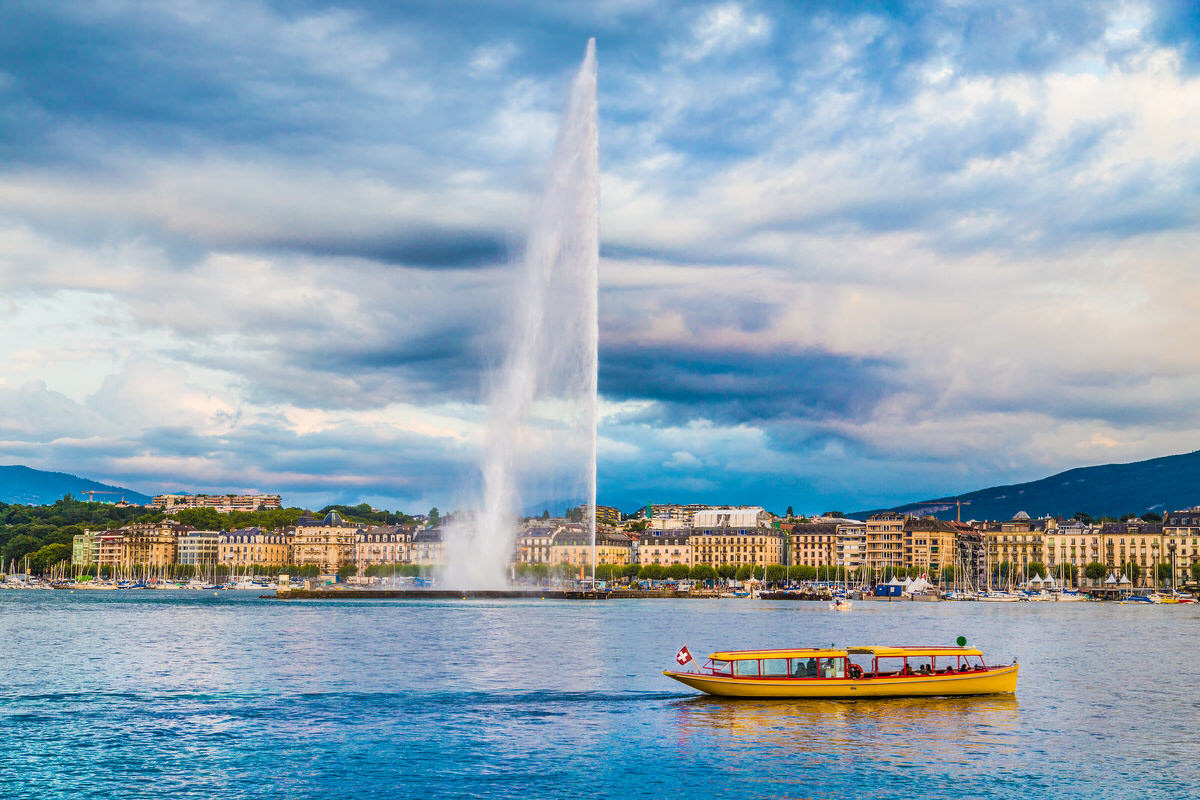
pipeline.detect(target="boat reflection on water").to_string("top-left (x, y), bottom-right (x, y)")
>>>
top-left (669, 694), bottom-right (1020, 767)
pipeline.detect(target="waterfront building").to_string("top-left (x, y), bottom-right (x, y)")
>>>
top-left (354, 526), bottom-right (412, 572)
top-left (94, 530), bottom-right (124, 569)
top-left (516, 525), bottom-right (555, 564)
top-left (72, 531), bottom-right (96, 567)
top-left (690, 509), bottom-right (783, 570)
top-left (292, 511), bottom-right (358, 574)
top-left (637, 531), bottom-right (692, 566)
top-left (787, 522), bottom-right (837, 568)
top-left (955, 528), bottom-right (987, 590)
top-left (219, 527), bottom-right (292, 569)
top-left (154, 493), bottom-right (283, 513)
top-left (985, 512), bottom-right (1049, 576)
top-left (176, 531), bottom-right (221, 566)
top-left (410, 528), bottom-right (444, 566)
top-left (1099, 520), bottom-right (1164, 578)
top-left (1162, 508), bottom-right (1200, 587)
top-left (864, 513), bottom-right (907, 574)
top-left (119, 522), bottom-right (192, 567)
top-left (550, 528), bottom-right (633, 567)
top-left (903, 517), bottom-right (958, 576)
top-left (836, 519), bottom-right (867, 571)
top-left (1043, 520), bottom-right (1102, 583)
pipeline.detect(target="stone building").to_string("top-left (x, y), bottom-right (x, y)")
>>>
top-left (637, 531), bottom-right (692, 566)
top-left (219, 527), bottom-right (292, 569)
top-left (292, 511), bottom-right (358, 574)
top-left (354, 526), bottom-right (412, 572)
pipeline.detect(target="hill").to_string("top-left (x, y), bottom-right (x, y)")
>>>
top-left (0, 465), bottom-right (152, 506)
top-left (849, 450), bottom-right (1200, 522)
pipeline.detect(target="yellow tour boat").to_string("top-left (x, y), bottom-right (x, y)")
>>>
top-left (664, 645), bottom-right (1017, 698)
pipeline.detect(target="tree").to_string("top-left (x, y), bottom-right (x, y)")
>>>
top-left (638, 564), bottom-right (664, 581)
top-left (627, 519), bottom-right (649, 532)
top-left (1083, 562), bottom-right (1107, 584)
top-left (1191, 562), bottom-right (1200, 583)
top-left (991, 561), bottom-right (1012, 582)
top-left (541, 509), bottom-right (550, 520)
top-left (337, 562), bottom-right (357, 580)
top-left (717, 563), bottom-right (739, 580)
top-left (906, 565), bottom-right (922, 579)
top-left (1142, 511), bottom-right (1163, 522)
top-left (1120, 561), bottom-right (1141, 585)
top-left (1, 534), bottom-right (42, 567)
top-left (295, 565), bottom-right (320, 578)
top-left (531, 564), bottom-right (549, 582)
top-left (1074, 512), bottom-right (1096, 525)
top-left (427, 508), bottom-right (440, 528)
top-left (1026, 562), bottom-right (1046, 579)
top-left (1155, 562), bottom-right (1172, 582)
top-left (764, 564), bottom-right (786, 583)
top-left (690, 564), bottom-right (717, 582)
top-left (785, 506), bottom-right (794, 519)
top-left (822, 511), bottom-right (844, 518)
top-left (621, 563), bottom-right (641, 580)
top-left (665, 563), bottom-right (690, 580)
top-left (595, 563), bottom-right (617, 581)
top-left (941, 565), bottom-right (956, 584)
top-left (735, 564), bottom-right (753, 581)
top-left (28, 543), bottom-right (70, 574)
top-left (788, 564), bottom-right (816, 582)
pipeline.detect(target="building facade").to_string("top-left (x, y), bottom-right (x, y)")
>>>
top-left (219, 527), bottom-right (292, 569)
top-left (516, 526), bottom-right (555, 564)
top-left (292, 512), bottom-right (357, 574)
top-left (354, 526), bottom-right (411, 572)
top-left (903, 517), bottom-right (958, 576)
top-left (551, 529), bottom-right (634, 567)
top-left (177, 531), bottom-right (221, 566)
top-left (1163, 508), bottom-right (1200, 586)
top-left (72, 532), bottom-right (96, 567)
top-left (637, 531), bottom-right (692, 566)
top-left (410, 529), bottom-right (444, 566)
top-left (154, 493), bottom-right (283, 513)
top-left (787, 522), bottom-right (838, 568)
top-left (864, 513), bottom-right (907, 573)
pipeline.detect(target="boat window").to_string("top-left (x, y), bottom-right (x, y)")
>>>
top-left (761, 658), bottom-right (789, 677)
top-left (848, 654), bottom-right (874, 677)
top-left (962, 655), bottom-right (986, 670)
top-left (709, 659), bottom-right (731, 676)
top-left (876, 657), bottom-right (906, 676)
top-left (819, 658), bottom-right (845, 678)
top-left (733, 659), bottom-right (759, 677)
top-left (907, 656), bottom-right (933, 675)
top-left (791, 656), bottom-right (820, 678)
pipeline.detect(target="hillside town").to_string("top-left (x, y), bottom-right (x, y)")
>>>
top-left (25, 496), bottom-right (1200, 593)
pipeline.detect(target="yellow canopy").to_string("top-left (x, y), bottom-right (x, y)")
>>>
top-left (847, 645), bottom-right (983, 657)
top-left (709, 648), bottom-right (846, 660)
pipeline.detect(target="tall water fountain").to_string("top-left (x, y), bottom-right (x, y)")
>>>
top-left (442, 39), bottom-right (599, 589)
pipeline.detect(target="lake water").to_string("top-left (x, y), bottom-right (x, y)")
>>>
top-left (1, 591), bottom-right (1197, 799)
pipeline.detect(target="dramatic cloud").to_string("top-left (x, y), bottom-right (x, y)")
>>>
top-left (3, 0), bottom-right (1200, 514)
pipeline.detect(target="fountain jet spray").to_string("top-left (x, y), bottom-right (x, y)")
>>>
top-left (443, 39), bottom-right (598, 589)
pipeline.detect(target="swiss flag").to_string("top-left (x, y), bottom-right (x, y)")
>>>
top-left (675, 644), bottom-right (693, 666)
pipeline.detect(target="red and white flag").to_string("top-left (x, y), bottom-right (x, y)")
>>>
top-left (675, 644), bottom-right (693, 666)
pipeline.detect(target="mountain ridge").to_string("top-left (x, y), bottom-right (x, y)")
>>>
top-left (848, 449), bottom-right (1200, 521)
top-left (0, 465), bottom-right (152, 506)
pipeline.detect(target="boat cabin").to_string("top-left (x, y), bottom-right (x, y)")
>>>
top-left (699, 646), bottom-right (991, 679)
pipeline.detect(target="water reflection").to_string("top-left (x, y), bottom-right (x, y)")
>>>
top-left (671, 695), bottom-right (1020, 768)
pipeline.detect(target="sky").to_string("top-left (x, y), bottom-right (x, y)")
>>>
top-left (2, 0), bottom-right (1200, 515)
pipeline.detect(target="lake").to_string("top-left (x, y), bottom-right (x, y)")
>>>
top-left (1, 591), bottom-right (1197, 799)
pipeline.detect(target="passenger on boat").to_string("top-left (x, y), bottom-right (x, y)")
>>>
top-left (805, 658), bottom-right (818, 677)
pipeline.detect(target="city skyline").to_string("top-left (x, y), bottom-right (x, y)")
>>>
top-left (4, 1), bottom-right (1200, 514)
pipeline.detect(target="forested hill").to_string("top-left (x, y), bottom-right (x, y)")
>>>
top-left (849, 450), bottom-right (1200, 522)
top-left (0, 465), bottom-right (152, 506)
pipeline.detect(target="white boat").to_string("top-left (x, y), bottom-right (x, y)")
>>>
top-left (828, 597), bottom-right (852, 611)
top-left (977, 591), bottom-right (1022, 602)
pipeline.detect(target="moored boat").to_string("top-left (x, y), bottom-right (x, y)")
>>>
top-left (664, 645), bottom-right (1017, 698)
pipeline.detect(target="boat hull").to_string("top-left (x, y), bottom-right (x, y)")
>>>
top-left (663, 664), bottom-right (1018, 699)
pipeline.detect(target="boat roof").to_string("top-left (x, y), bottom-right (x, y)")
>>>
top-left (710, 647), bottom-right (844, 660)
top-left (709, 645), bottom-right (984, 660)
top-left (847, 645), bottom-right (984, 657)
